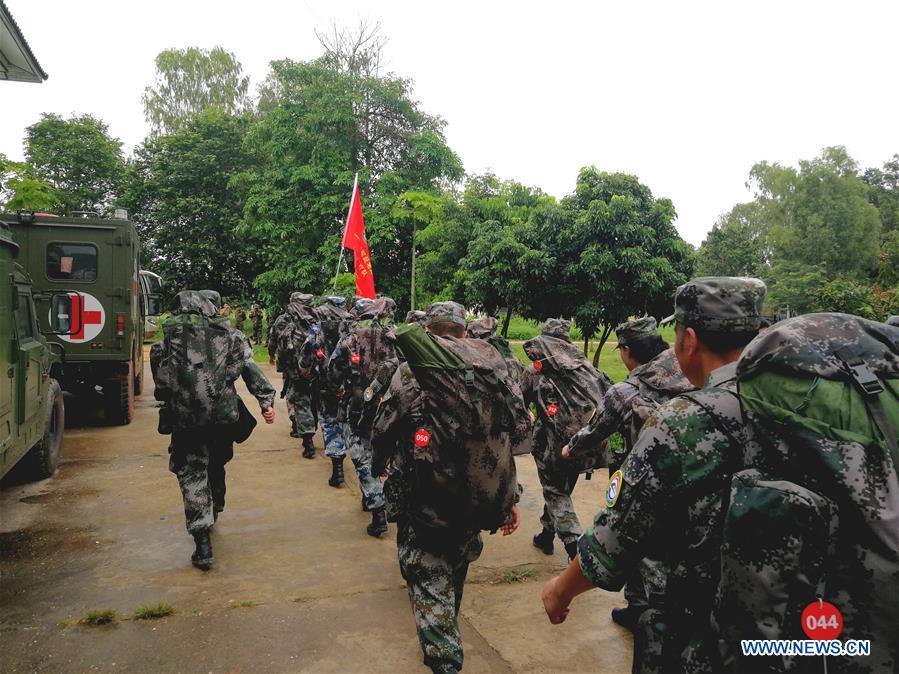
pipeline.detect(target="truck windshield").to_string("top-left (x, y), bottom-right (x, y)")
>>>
top-left (47, 243), bottom-right (98, 282)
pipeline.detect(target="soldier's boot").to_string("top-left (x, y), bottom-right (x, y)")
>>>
top-left (366, 507), bottom-right (388, 537)
top-left (564, 540), bottom-right (579, 562)
top-left (532, 529), bottom-right (554, 555)
top-left (289, 417), bottom-right (300, 438)
top-left (328, 458), bottom-right (345, 487)
top-left (191, 530), bottom-right (214, 571)
top-left (611, 605), bottom-right (643, 633)
top-left (302, 434), bottom-right (316, 459)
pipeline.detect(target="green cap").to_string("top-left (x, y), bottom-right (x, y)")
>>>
top-left (615, 316), bottom-right (657, 349)
top-left (662, 276), bottom-right (766, 332)
top-left (426, 301), bottom-right (467, 327)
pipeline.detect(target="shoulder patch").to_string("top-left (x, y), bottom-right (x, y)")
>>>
top-left (605, 469), bottom-right (624, 508)
top-left (363, 386), bottom-right (375, 402)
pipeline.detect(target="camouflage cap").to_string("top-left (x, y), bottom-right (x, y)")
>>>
top-left (467, 317), bottom-right (498, 339)
top-left (663, 277), bottom-right (766, 332)
top-left (425, 301), bottom-right (466, 327)
top-left (615, 316), bottom-right (658, 349)
top-left (887, 315), bottom-right (899, 328)
top-left (173, 290), bottom-right (217, 317)
top-left (353, 297), bottom-right (374, 315)
top-left (290, 292), bottom-right (315, 306)
top-left (542, 318), bottom-right (572, 341)
top-left (199, 289), bottom-right (222, 311)
top-left (325, 295), bottom-right (347, 308)
top-left (404, 310), bottom-right (427, 326)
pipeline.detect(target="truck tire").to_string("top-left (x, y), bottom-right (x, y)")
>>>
top-left (23, 378), bottom-right (65, 480)
top-left (105, 364), bottom-right (135, 425)
top-left (134, 368), bottom-right (143, 396)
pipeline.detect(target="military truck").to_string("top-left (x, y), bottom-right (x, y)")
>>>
top-left (0, 221), bottom-right (69, 481)
top-left (2, 211), bottom-right (150, 425)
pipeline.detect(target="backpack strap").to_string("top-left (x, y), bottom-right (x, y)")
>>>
top-left (835, 346), bottom-right (899, 469)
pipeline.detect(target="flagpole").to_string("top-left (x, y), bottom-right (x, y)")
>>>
top-left (333, 173), bottom-right (358, 291)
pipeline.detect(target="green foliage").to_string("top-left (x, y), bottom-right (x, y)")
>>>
top-left (0, 154), bottom-right (58, 211)
top-left (142, 47), bottom-right (250, 136)
top-left (78, 609), bottom-right (117, 626)
top-left (811, 278), bottom-right (876, 319)
top-left (862, 154), bottom-right (899, 233)
top-left (24, 113), bottom-right (125, 215)
top-left (120, 110), bottom-right (264, 298)
top-left (695, 202), bottom-right (768, 277)
top-left (877, 230), bottom-right (899, 287)
top-left (132, 603), bottom-right (175, 620)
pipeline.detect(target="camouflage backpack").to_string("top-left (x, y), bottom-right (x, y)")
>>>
top-left (393, 324), bottom-right (530, 533)
top-left (711, 314), bottom-right (899, 672)
top-left (155, 293), bottom-right (241, 430)
top-left (624, 348), bottom-right (696, 447)
top-left (272, 296), bottom-right (317, 372)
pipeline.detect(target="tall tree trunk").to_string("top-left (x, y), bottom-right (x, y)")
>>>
top-left (501, 306), bottom-right (513, 337)
top-left (592, 325), bottom-right (614, 368)
top-left (583, 335), bottom-right (589, 357)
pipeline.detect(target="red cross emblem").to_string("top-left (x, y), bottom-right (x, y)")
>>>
top-left (57, 292), bottom-right (105, 343)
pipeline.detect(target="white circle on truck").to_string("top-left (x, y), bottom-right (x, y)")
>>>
top-left (51, 291), bottom-right (106, 343)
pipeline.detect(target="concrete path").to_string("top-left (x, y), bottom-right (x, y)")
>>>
top-left (0, 358), bottom-right (632, 673)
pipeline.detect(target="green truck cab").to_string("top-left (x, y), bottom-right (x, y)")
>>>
top-left (2, 211), bottom-right (148, 425)
top-left (0, 221), bottom-right (65, 481)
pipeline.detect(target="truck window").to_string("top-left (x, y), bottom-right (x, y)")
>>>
top-left (47, 242), bottom-right (98, 282)
top-left (16, 293), bottom-right (36, 340)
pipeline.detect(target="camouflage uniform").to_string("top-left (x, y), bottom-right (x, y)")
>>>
top-left (234, 306), bottom-right (247, 332)
top-left (328, 297), bottom-right (398, 517)
top-left (249, 304), bottom-right (263, 344)
top-left (467, 316), bottom-right (525, 382)
top-left (404, 309), bottom-right (427, 326)
top-left (371, 301), bottom-right (523, 674)
top-left (521, 319), bottom-right (612, 558)
top-left (270, 293), bottom-right (319, 443)
top-left (152, 291), bottom-right (276, 538)
top-left (577, 277), bottom-right (767, 673)
top-left (313, 297), bottom-right (353, 460)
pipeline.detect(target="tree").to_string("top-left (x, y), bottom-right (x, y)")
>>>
top-left (862, 154), bottom-right (899, 233)
top-left (811, 278), bottom-right (876, 319)
top-left (552, 168), bottom-right (692, 365)
top-left (750, 146), bottom-right (882, 280)
top-left (695, 202), bottom-right (768, 277)
top-left (239, 26), bottom-right (462, 308)
top-left (24, 113), bottom-right (124, 215)
top-left (0, 154), bottom-right (58, 211)
top-left (142, 47), bottom-right (250, 136)
top-left (120, 110), bottom-right (264, 298)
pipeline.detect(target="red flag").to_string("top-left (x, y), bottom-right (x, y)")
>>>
top-left (341, 176), bottom-right (376, 299)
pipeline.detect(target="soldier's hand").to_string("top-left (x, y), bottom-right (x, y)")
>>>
top-left (528, 410), bottom-right (536, 424)
top-left (262, 407), bottom-right (275, 424)
top-left (500, 505), bottom-right (520, 536)
top-left (542, 577), bottom-right (571, 624)
top-left (561, 444), bottom-right (571, 459)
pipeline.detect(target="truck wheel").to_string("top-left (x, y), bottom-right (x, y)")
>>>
top-left (105, 364), bottom-right (135, 425)
top-left (134, 368), bottom-right (143, 396)
top-left (23, 379), bottom-right (65, 480)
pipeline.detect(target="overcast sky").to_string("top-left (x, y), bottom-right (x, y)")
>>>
top-left (3, 0), bottom-right (898, 245)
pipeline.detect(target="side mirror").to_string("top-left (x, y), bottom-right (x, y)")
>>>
top-left (147, 293), bottom-right (163, 316)
top-left (46, 292), bottom-right (83, 336)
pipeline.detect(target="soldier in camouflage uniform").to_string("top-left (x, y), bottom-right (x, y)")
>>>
top-left (522, 319), bottom-right (612, 561)
top-left (542, 277), bottom-right (767, 673)
top-left (268, 292), bottom-right (319, 456)
top-left (152, 290), bottom-right (276, 570)
top-left (371, 301), bottom-right (523, 674)
top-left (562, 317), bottom-right (695, 632)
top-left (249, 304), bottom-right (263, 344)
top-left (234, 305), bottom-right (247, 333)
top-left (467, 316), bottom-right (525, 382)
top-left (404, 309), bottom-right (427, 326)
top-left (328, 296), bottom-right (396, 536)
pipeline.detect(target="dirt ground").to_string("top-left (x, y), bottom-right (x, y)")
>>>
top-left (0, 355), bottom-right (632, 674)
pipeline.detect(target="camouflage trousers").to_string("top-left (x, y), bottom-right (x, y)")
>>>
top-left (169, 426), bottom-right (234, 534)
top-left (251, 321), bottom-right (262, 344)
top-left (624, 557), bottom-right (667, 611)
top-left (283, 373), bottom-right (318, 436)
top-left (320, 407), bottom-right (347, 459)
top-left (397, 521), bottom-right (483, 674)
top-left (533, 451), bottom-right (583, 545)
top-left (342, 421), bottom-right (385, 510)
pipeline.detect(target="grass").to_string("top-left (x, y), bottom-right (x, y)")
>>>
top-left (132, 602), bottom-right (176, 620)
top-left (78, 609), bottom-right (117, 626)
top-left (498, 568), bottom-right (535, 584)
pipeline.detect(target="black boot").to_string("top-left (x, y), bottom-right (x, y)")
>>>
top-left (289, 417), bottom-right (300, 438)
top-left (302, 434), bottom-right (316, 459)
top-left (532, 529), bottom-right (554, 555)
top-left (611, 604), bottom-right (644, 633)
top-left (191, 530), bottom-right (214, 570)
top-left (564, 540), bottom-right (579, 561)
top-left (328, 457), bottom-right (345, 487)
top-left (367, 507), bottom-right (388, 537)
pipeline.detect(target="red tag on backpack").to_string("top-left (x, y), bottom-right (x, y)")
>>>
top-left (533, 360), bottom-right (543, 373)
top-left (547, 403), bottom-right (559, 417)
top-left (414, 428), bottom-right (431, 447)
top-left (351, 353), bottom-right (361, 365)
top-left (801, 600), bottom-right (843, 640)
top-left (315, 348), bottom-right (325, 359)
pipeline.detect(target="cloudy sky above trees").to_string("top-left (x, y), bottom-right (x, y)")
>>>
top-left (4, 0), bottom-right (897, 245)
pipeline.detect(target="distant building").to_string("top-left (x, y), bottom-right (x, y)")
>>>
top-left (1, 0), bottom-right (47, 83)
